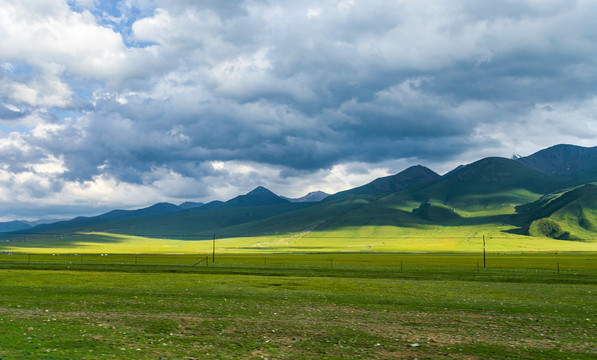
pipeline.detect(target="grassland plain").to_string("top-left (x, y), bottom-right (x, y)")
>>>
top-left (3, 223), bottom-right (597, 255)
top-left (0, 253), bottom-right (596, 359)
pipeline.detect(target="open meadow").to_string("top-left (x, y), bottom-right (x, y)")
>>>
top-left (4, 0), bottom-right (597, 358)
top-left (4, 223), bottom-right (597, 254)
top-left (1, 250), bottom-right (596, 359)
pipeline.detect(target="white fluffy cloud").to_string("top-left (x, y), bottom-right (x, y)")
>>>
top-left (0, 0), bottom-right (597, 219)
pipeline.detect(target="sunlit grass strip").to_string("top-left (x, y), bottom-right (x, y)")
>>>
top-left (2, 226), bottom-right (597, 255)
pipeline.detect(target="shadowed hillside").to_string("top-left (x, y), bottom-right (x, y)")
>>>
top-left (6, 187), bottom-right (315, 240)
top-left (0, 220), bottom-right (33, 233)
top-left (3, 146), bottom-right (597, 247)
top-left (405, 157), bottom-right (564, 210)
top-left (216, 156), bottom-right (595, 238)
top-left (517, 144), bottom-right (597, 176)
top-left (332, 165), bottom-right (441, 197)
top-left (5, 202), bottom-right (184, 236)
top-left (516, 184), bottom-right (597, 240)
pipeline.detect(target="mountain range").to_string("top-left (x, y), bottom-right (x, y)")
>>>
top-left (2, 144), bottom-right (597, 242)
top-left (517, 144), bottom-right (597, 176)
top-left (282, 191), bottom-right (330, 203)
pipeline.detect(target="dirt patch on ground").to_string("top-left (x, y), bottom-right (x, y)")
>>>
top-left (2, 302), bottom-right (594, 358)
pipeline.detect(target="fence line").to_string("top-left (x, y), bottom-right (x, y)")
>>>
top-left (0, 252), bottom-right (594, 275)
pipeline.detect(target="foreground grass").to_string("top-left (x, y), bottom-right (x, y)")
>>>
top-left (0, 254), bottom-right (596, 359)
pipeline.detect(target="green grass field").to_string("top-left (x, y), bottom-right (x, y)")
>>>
top-left (2, 225), bottom-right (597, 255)
top-left (0, 252), bottom-right (596, 359)
top-left (1, 227), bottom-right (596, 359)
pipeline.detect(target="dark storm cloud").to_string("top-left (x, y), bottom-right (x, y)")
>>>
top-left (2, 0), bottom-right (597, 218)
top-left (0, 139), bottom-right (46, 172)
top-left (42, 1), bottom-right (597, 172)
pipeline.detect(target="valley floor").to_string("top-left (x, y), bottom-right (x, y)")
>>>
top-left (2, 225), bottom-right (597, 255)
top-left (0, 255), bottom-right (596, 359)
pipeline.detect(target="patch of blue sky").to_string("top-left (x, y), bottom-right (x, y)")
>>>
top-left (0, 102), bottom-right (32, 132)
top-left (67, 0), bottom-right (157, 48)
top-left (0, 123), bottom-right (31, 135)
top-left (1, 62), bottom-right (33, 76)
top-left (60, 78), bottom-right (104, 117)
top-left (52, 107), bottom-right (84, 122)
top-left (67, 73), bottom-right (104, 98)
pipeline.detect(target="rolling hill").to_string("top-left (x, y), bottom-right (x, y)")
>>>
top-left (331, 165), bottom-right (440, 197)
top-left (214, 155), bottom-right (597, 239)
top-left (282, 191), bottom-right (330, 203)
top-left (222, 186), bottom-right (291, 207)
top-left (403, 157), bottom-right (565, 210)
top-left (2, 144), bottom-right (597, 250)
top-left (0, 220), bottom-right (33, 233)
top-left (516, 184), bottom-right (597, 240)
top-left (200, 158), bottom-right (548, 236)
top-left (178, 202), bottom-right (204, 210)
top-left (2, 202), bottom-right (186, 236)
top-left (17, 187), bottom-right (317, 239)
top-left (517, 144), bottom-right (597, 176)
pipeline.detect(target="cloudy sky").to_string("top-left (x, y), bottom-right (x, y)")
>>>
top-left (1, 0), bottom-right (597, 220)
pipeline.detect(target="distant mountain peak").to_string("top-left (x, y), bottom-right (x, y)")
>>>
top-left (283, 190), bottom-right (330, 203)
top-left (178, 201), bottom-right (204, 210)
top-left (17, 201), bottom-right (185, 235)
top-left (399, 165), bottom-right (438, 176)
top-left (0, 220), bottom-right (33, 233)
top-left (334, 165), bottom-right (441, 197)
top-left (517, 144), bottom-right (597, 176)
top-left (220, 186), bottom-right (290, 207)
top-left (246, 186), bottom-right (276, 196)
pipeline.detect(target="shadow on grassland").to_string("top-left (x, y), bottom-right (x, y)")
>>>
top-left (0, 232), bottom-right (215, 251)
top-left (0, 232), bottom-right (126, 250)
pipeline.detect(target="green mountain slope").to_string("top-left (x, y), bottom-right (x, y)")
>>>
top-left (6, 168), bottom-right (444, 241)
top-left (83, 156), bottom-right (596, 240)
top-left (92, 202), bottom-right (316, 238)
top-left (517, 144), bottom-right (597, 176)
top-left (517, 184), bottom-right (597, 240)
top-left (5, 147), bottom-right (597, 248)
top-left (208, 194), bottom-right (389, 237)
top-left (199, 186), bottom-right (290, 210)
top-left (215, 157), bottom-right (583, 238)
top-left (3, 202), bottom-right (184, 236)
top-left (331, 165), bottom-right (440, 197)
top-left (406, 157), bottom-right (565, 210)
top-left (11, 187), bottom-right (310, 240)
top-left (218, 186), bottom-right (291, 207)
top-left (411, 202), bottom-right (461, 223)
top-left (0, 220), bottom-right (33, 233)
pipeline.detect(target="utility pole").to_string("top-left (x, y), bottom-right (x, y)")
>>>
top-left (483, 235), bottom-right (486, 269)
top-left (212, 233), bottom-right (216, 263)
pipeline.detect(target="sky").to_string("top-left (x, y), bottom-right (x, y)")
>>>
top-left (1, 0), bottom-right (597, 220)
